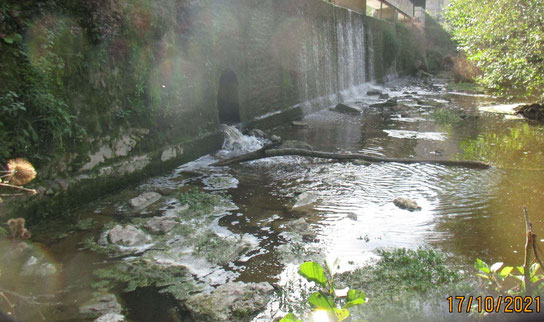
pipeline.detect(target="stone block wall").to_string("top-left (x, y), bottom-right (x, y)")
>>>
top-left (4, 0), bottom-right (424, 220)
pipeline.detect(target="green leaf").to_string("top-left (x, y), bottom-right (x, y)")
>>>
top-left (344, 289), bottom-right (366, 308)
top-left (474, 258), bottom-right (490, 274)
top-left (333, 308), bottom-right (350, 321)
top-left (299, 261), bottom-right (328, 287)
top-left (308, 292), bottom-right (335, 310)
top-left (475, 273), bottom-right (490, 279)
top-left (500, 266), bottom-right (514, 277)
top-left (280, 313), bottom-right (302, 322)
top-left (347, 289), bottom-right (366, 302)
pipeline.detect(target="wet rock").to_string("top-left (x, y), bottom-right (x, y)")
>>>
top-left (279, 140), bottom-right (313, 150)
top-left (202, 174), bottom-right (239, 190)
top-left (95, 313), bottom-right (126, 322)
top-left (291, 121), bottom-right (309, 127)
top-left (393, 197), bottom-right (422, 212)
top-left (80, 294), bottom-right (122, 319)
top-left (21, 256), bottom-right (57, 276)
top-left (248, 128), bottom-right (267, 139)
top-left (184, 282), bottom-right (274, 321)
top-left (370, 98), bottom-right (398, 108)
top-left (98, 155), bottom-right (151, 177)
top-left (288, 218), bottom-right (317, 241)
top-left (161, 145), bottom-right (184, 162)
top-left (379, 93), bottom-right (390, 99)
top-left (514, 103), bottom-right (544, 121)
top-left (292, 191), bottom-right (319, 208)
top-left (155, 187), bottom-right (178, 196)
top-left (108, 225), bottom-right (151, 246)
top-left (334, 103), bottom-right (362, 114)
top-left (129, 192), bottom-right (161, 210)
top-left (367, 89), bottom-right (382, 96)
top-left (145, 217), bottom-right (177, 234)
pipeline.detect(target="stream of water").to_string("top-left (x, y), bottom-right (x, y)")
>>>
top-left (2, 77), bottom-right (544, 321)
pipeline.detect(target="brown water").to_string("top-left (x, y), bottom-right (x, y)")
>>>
top-left (2, 79), bottom-right (544, 321)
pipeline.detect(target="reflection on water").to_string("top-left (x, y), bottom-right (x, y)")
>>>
top-left (460, 122), bottom-right (544, 169)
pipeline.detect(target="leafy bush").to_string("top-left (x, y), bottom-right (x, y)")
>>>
top-left (450, 53), bottom-right (481, 83)
top-left (445, 0), bottom-right (544, 102)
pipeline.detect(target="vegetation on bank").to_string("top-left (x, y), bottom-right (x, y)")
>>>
top-left (0, 0), bottom-right (214, 168)
top-left (445, 0), bottom-right (544, 103)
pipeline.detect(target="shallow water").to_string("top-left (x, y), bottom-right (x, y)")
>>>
top-left (2, 78), bottom-right (544, 321)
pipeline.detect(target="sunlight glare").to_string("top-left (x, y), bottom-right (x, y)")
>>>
top-left (310, 309), bottom-right (334, 322)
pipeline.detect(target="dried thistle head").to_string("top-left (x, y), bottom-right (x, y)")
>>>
top-left (21, 228), bottom-right (31, 239)
top-left (6, 217), bottom-right (30, 240)
top-left (6, 158), bottom-right (37, 186)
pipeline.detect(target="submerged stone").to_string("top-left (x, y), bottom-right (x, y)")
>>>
top-left (334, 103), bottom-right (362, 114)
top-left (145, 217), bottom-right (177, 234)
top-left (287, 217), bottom-right (317, 241)
top-left (108, 224), bottom-right (151, 246)
top-left (184, 282), bottom-right (274, 321)
top-left (129, 192), bottom-right (161, 210)
top-left (393, 197), bottom-right (422, 212)
top-left (21, 255), bottom-right (57, 276)
top-left (80, 294), bottom-right (122, 319)
top-left (292, 191), bottom-right (319, 208)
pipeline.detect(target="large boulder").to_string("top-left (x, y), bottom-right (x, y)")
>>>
top-left (334, 103), bottom-right (362, 114)
top-left (184, 282), bottom-right (274, 321)
top-left (108, 225), bottom-right (151, 246)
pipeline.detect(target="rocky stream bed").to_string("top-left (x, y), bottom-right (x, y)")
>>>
top-left (2, 76), bottom-right (544, 321)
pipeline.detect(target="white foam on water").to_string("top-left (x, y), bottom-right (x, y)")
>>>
top-left (384, 129), bottom-right (447, 141)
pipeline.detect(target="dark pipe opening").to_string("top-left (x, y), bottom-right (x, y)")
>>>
top-left (217, 69), bottom-right (240, 124)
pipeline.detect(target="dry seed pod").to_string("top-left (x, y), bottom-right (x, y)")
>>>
top-left (6, 158), bottom-right (37, 186)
